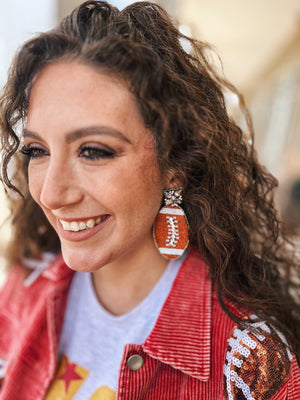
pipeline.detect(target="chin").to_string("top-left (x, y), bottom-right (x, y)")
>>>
top-left (61, 246), bottom-right (107, 273)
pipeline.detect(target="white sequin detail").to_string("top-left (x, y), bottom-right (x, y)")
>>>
top-left (250, 314), bottom-right (293, 362)
top-left (224, 324), bottom-right (266, 400)
top-left (229, 370), bottom-right (255, 400)
top-left (249, 314), bottom-right (271, 334)
top-left (232, 357), bottom-right (243, 368)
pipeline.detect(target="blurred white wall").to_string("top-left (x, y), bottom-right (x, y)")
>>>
top-left (2, 0), bottom-right (299, 92)
top-left (177, 0), bottom-right (300, 92)
top-left (0, 0), bottom-right (56, 275)
top-left (0, 0), bottom-right (56, 87)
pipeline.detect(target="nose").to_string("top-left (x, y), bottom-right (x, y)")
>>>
top-left (39, 159), bottom-right (83, 211)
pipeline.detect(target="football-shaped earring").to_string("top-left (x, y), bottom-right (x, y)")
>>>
top-left (153, 188), bottom-right (189, 259)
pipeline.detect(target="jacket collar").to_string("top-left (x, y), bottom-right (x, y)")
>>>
top-left (143, 248), bottom-right (212, 381)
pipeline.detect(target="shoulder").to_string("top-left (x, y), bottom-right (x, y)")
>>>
top-left (223, 318), bottom-right (299, 400)
top-left (0, 264), bottom-right (28, 364)
top-left (0, 253), bottom-right (72, 317)
top-left (0, 253), bottom-right (73, 350)
top-left (0, 264), bottom-right (27, 315)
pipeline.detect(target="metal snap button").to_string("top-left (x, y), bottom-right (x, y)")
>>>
top-left (127, 354), bottom-right (144, 371)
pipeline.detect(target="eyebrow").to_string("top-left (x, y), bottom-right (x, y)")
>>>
top-left (23, 126), bottom-right (132, 144)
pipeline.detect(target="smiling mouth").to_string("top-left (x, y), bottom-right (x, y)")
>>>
top-left (59, 215), bottom-right (109, 232)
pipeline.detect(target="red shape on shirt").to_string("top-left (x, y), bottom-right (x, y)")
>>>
top-left (58, 360), bottom-right (83, 393)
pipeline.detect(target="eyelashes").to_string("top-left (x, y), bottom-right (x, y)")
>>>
top-left (78, 145), bottom-right (115, 160)
top-left (20, 145), bottom-right (48, 159)
top-left (20, 145), bottom-right (116, 161)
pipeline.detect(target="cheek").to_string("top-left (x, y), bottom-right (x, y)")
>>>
top-left (131, 164), bottom-right (164, 213)
top-left (101, 157), bottom-right (163, 220)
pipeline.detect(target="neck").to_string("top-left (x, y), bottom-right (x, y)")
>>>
top-left (91, 241), bottom-right (168, 316)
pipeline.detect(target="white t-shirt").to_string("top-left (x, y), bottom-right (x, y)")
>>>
top-left (44, 256), bottom-right (184, 400)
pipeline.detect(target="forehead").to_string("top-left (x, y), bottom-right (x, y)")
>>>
top-left (26, 61), bottom-right (149, 144)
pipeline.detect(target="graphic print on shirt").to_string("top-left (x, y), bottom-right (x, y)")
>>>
top-left (44, 355), bottom-right (116, 399)
top-left (90, 386), bottom-right (116, 400)
top-left (45, 355), bottom-right (89, 399)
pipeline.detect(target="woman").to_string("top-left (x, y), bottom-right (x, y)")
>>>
top-left (0, 1), bottom-right (299, 399)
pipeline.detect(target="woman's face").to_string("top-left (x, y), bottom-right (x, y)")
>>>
top-left (25, 61), bottom-right (167, 271)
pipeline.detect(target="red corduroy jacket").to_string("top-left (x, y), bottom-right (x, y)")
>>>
top-left (0, 249), bottom-right (299, 399)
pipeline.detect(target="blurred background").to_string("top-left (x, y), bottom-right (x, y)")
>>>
top-left (0, 0), bottom-right (300, 275)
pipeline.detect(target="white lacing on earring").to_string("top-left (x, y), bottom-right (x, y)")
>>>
top-left (166, 216), bottom-right (179, 247)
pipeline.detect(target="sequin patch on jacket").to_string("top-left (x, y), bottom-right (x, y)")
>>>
top-left (224, 319), bottom-right (292, 400)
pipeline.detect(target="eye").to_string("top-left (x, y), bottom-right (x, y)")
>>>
top-left (20, 145), bottom-right (49, 160)
top-left (78, 145), bottom-right (115, 160)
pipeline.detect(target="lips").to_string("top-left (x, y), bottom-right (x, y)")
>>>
top-left (59, 215), bottom-right (108, 232)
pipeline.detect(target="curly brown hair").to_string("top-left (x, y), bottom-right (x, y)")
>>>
top-left (0, 1), bottom-right (299, 359)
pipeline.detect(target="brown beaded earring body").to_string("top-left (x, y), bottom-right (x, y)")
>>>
top-left (153, 188), bottom-right (189, 260)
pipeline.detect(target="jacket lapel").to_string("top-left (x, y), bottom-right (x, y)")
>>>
top-left (143, 249), bottom-right (212, 381)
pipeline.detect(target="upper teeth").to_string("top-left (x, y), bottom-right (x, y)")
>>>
top-left (60, 217), bottom-right (103, 232)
